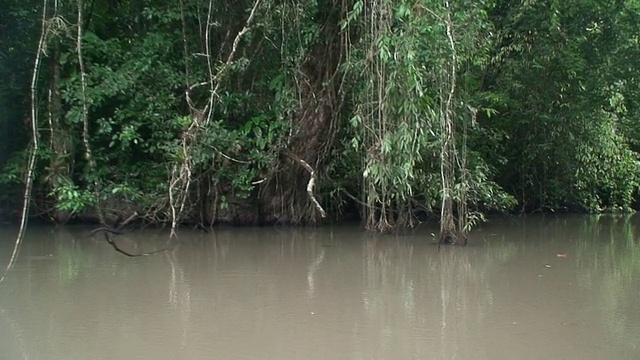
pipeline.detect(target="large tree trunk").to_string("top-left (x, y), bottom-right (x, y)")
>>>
top-left (259, 2), bottom-right (346, 225)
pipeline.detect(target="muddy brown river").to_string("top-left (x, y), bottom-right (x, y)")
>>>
top-left (0, 215), bottom-right (639, 359)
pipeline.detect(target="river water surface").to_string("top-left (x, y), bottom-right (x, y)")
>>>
top-left (0, 215), bottom-right (639, 359)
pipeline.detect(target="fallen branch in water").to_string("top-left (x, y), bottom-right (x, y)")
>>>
top-left (90, 227), bottom-right (176, 258)
top-left (89, 211), bottom-right (173, 257)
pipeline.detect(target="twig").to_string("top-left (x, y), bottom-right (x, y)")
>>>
top-left (205, 0), bottom-right (262, 125)
top-left (212, 146), bottom-right (252, 164)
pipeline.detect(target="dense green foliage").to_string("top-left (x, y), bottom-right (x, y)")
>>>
top-left (1, 0), bottom-right (640, 235)
top-left (483, 0), bottom-right (640, 213)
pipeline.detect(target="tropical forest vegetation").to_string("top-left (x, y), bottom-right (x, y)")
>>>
top-left (2, 0), bottom-right (640, 244)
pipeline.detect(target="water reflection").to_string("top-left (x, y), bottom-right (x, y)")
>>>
top-left (357, 234), bottom-right (519, 359)
top-left (0, 219), bottom-right (638, 359)
top-left (574, 215), bottom-right (640, 355)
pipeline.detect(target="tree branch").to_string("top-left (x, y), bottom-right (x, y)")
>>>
top-left (284, 151), bottom-right (327, 218)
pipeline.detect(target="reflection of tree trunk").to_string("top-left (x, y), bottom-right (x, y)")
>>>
top-left (259, 3), bottom-right (345, 225)
top-left (165, 249), bottom-right (192, 346)
top-left (0, 304), bottom-right (32, 358)
top-left (307, 248), bottom-right (326, 298)
top-left (439, 260), bottom-right (449, 360)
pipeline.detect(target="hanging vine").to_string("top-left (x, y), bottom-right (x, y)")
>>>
top-left (1, 0), bottom-right (49, 283)
top-left (438, 0), bottom-right (464, 245)
top-left (76, 0), bottom-right (106, 227)
top-left (344, 0), bottom-right (480, 241)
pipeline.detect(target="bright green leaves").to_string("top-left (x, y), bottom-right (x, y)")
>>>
top-left (570, 112), bottom-right (640, 212)
top-left (49, 177), bottom-right (94, 214)
top-left (113, 124), bottom-right (141, 149)
top-left (347, 0), bottom-right (493, 230)
top-left (242, 114), bottom-right (281, 151)
top-left (341, 0), bottom-right (363, 30)
top-left (483, 0), bottom-right (640, 213)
